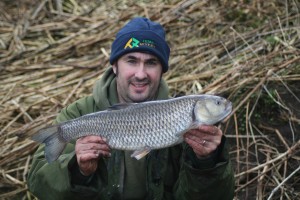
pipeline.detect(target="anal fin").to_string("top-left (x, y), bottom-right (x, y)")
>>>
top-left (130, 147), bottom-right (151, 160)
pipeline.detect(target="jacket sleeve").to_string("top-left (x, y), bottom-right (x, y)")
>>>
top-left (27, 96), bottom-right (106, 200)
top-left (174, 136), bottom-right (235, 200)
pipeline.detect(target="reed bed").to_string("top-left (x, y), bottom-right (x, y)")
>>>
top-left (0, 0), bottom-right (299, 199)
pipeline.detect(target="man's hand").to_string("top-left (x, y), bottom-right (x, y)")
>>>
top-left (184, 125), bottom-right (222, 158)
top-left (75, 135), bottom-right (110, 176)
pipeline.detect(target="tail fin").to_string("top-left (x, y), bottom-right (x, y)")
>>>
top-left (32, 125), bottom-right (67, 163)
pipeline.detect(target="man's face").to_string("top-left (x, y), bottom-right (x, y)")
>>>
top-left (112, 52), bottom-right (163, 103)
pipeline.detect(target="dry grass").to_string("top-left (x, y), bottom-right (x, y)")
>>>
top-left (0, 0), bottom-right (299, 199)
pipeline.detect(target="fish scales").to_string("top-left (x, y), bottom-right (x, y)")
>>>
top-left (32, 95), bottom-right (232, 162)
top-left (115, 97), bottom-right (192, 149)
top-left (62, 97), bottom-right (195, 150)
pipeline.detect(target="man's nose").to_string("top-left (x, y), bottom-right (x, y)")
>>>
top-left (135, 64), bottom-right (147, 79)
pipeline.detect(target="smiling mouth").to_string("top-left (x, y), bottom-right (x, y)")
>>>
top-left (131, 83), bottom-right (148, 92)
top-left (130, 82), bottom-right (149, 93)
top-left (132, 83), bottom-right (147, 87)
top-left (130, 79), bottom-right (150, 86)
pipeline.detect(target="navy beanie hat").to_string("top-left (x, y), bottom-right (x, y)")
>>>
top-left (110, 17), bottom-right (170, 73)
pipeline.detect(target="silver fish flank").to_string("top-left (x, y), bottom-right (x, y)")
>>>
top-left (32, 94), bottom-right (232, 163)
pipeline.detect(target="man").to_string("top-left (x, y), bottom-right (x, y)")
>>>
top-left (28, 17), bottom-right (234, 200)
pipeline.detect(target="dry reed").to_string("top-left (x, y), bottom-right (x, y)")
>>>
top-left (0, 0), bottom-right (299, 199)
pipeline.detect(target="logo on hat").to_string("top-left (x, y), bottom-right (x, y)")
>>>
top-left (124, 37), bottom-right (140, 49)
top-left (124, 38), bottom-right (156, 49)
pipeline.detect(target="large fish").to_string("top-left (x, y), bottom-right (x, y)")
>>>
top-left (32, 95), bottom-right (232, 163)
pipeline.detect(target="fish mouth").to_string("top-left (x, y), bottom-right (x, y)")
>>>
top-left (218, 101), bottom-right (233, 122)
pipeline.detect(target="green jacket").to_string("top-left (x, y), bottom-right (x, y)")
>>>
top-left (27, 67), bottom-right (234, 200)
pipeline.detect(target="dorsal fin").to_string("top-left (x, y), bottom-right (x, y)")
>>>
top-left (107, 103), bottom-right (138, 111)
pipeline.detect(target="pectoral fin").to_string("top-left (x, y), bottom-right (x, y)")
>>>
top-left (175, 122), bottom-right (201, 137)
top-left (189, 122), bottom-right (202, 129)
top-left (131, 147), bottom-right (152, 160)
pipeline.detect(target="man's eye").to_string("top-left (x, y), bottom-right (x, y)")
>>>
top-left (147, 61), bottom-right (157, 65)
top-left (127, 59), bottom-right (137, 64)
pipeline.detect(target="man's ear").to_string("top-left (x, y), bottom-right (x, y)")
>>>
top-left (112, 63), bottom-right (117, 74)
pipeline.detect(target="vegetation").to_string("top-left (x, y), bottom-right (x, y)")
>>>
top-left (0, 0), bottom-right (299, 199)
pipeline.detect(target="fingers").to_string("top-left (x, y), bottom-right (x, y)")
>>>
top-left (186, 125), bottom-right (221, 144)
top-left (75, 135), bottom-right (111, 176)
top-left (184, 125), bottom-right (223, 158)
top-left (76, 136), bottom-right (110, 158)
top-left (77, 135), bottom-right (108, 144)
top-left (189, 125), bottom-right (221, 136)
top-left (185, 137), bottom-right (210, 157)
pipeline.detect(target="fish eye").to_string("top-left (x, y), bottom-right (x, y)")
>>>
top-left (215, 100), bottom-right (221, 105)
